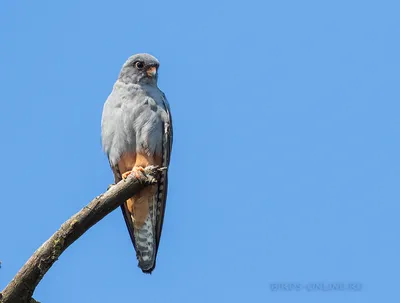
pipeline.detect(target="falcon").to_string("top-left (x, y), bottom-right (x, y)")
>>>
top-left (101, 53), bottom-right (173, 273)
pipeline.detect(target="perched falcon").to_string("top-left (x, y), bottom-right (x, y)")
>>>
top-left (101, 53), bottom-right (173, 273)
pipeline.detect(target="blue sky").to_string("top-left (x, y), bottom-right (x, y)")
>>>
top-left (1, 0), bottom-right (399, 302)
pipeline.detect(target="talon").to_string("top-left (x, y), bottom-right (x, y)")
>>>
top-left (122, 171), bottom-right (131, 179)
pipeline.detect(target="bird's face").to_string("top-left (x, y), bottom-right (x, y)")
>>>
top-left (119, 53), bottom-right (160, 85)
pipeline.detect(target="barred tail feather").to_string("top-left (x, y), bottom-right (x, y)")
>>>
top-left (132, 214), bottom-right (154, 272)
top-left (134, 190), bottom-right (158, 273)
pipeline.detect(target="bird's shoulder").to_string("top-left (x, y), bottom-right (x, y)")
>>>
top-left (105, 82), bottom-right (142, 105)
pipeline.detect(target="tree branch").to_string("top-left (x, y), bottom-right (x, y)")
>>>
top-left (0, 166), bottom-right (160, 303)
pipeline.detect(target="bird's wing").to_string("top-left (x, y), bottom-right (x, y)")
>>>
top-left (155, 93), bottom-right (173, 250)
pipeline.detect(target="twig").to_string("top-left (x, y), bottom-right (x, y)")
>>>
top-left (0, 166), bottom-right (160, 303)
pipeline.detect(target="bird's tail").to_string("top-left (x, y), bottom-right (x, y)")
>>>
top-left (131, 186), bottom-right (158, 273)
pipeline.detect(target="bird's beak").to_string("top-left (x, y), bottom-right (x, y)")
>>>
top-left (147, 66), bottom-right (157, 77)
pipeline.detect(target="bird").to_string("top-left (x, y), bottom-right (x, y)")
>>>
top-left (101, 53), bottom-right (173, 273)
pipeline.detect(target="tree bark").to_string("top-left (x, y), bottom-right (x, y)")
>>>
top-left (0, 166), bottom-right (160, 303)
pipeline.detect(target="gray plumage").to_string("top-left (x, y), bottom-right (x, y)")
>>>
top-left (101, 53), bottom-right (173, 273)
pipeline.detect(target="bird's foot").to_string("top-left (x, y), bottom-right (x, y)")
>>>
top-left (132, 166), bottom-right (146, 178)
top-left (122, 166), bottom-right (146, 179)
top-left (122, 171), bottom-right (131, 179)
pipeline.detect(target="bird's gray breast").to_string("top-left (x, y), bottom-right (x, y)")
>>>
top-left (101, 83), bottom-right (166, 166)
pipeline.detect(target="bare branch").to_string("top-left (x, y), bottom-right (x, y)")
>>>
top-left (0, 166), bottom-right (160, 303)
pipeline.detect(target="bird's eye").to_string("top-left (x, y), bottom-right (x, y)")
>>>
top-left (135, 61), bottom-right (144, 69)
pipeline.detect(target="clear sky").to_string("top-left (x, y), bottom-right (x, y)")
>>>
top-left (0, 1), bottom-right (399, 302)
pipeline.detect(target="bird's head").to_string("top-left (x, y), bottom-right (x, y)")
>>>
top-left (118, 53), bottom-right (160, 85)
